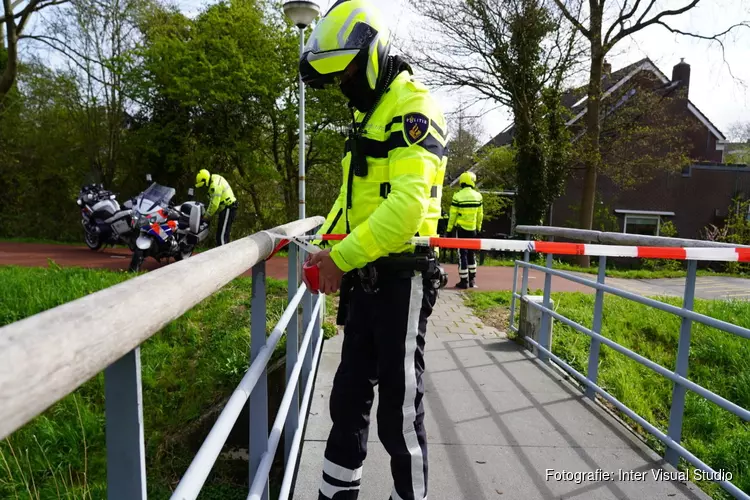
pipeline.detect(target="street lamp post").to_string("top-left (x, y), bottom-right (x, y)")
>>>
top-left (283, 1), bottom-right (320, 221)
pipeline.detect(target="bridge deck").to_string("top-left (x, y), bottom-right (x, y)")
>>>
top-left (293, 291), bottom-right (709, 500)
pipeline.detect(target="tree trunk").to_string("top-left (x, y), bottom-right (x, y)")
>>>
top-left (0, 18), bottom-right (18, 102)
top-left (576, 29), bottom-right (605, 267)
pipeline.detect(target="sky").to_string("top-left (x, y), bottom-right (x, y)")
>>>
top-left (56, 0), bottom-right (750, 144)
top-left (300, 0), bottom-right (749, 143)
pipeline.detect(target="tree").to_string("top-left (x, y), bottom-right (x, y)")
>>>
top-left (726, 122), bottom-right (750, 164)
top-left (135, 0), bottom-right (348, 231)
top-left (0, 0), bottom-right (69, 102)
top-left (24, 0), bottom-right (144, 185)
top-left (474, 144), bottom-right (516, 189)
top-left (444, 107), bottom-right (483, 182)
top-left (0, 61), bottom-right (91, 240)
top-left (410, 0), bottom-right (580, 226)
top-left (559, 67), bottom-right (698, 195)
top-left (551, 0), bottom-right (749, 264)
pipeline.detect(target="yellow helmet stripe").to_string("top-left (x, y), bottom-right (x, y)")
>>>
top-left (307, 50), bottom-right (359, 74)
top-left (337, 7), bottom-right (368, 47)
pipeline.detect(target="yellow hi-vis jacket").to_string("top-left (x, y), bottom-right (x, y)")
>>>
top-left (447, 186), bottom-right (483, 233)
top-left (206, 174), bottom-right (236, 217)
top-left (318, 71), bottom-right (448, 272)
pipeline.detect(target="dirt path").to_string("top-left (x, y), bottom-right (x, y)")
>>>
top-left (0, 242), bottom-right (593, 293)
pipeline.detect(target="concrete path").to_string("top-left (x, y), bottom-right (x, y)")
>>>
top-left (293, 291), bottom-right (709, 500)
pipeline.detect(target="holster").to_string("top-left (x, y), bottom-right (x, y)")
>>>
top-left (336, 272), bottom-right (355, 326)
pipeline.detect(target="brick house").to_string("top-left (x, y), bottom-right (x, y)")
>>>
top-left (477, 58), bottom-right (750, 239)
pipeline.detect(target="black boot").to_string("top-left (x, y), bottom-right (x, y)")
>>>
top-left (456, 278), bottom-right (468, 289)
top-left (469, 273), bottom-right (477, 288)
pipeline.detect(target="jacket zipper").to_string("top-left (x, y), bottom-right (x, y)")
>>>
top-left (327, 208), bottom-right (343, 234)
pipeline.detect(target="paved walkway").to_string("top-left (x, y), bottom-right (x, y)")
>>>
top-left (293, 291), bottom-right (709, 500)
top-left (605, 275), bottom-right (750, 300)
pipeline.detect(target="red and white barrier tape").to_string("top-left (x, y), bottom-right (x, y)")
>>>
top-left (282, 234), bottom-right (750, 263)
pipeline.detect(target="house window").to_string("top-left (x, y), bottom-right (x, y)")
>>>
top-left (624, 215), bottom-right (661, 236)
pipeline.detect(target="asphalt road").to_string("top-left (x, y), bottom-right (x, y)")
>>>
top-left (1, 242), bottom-right (748, 298)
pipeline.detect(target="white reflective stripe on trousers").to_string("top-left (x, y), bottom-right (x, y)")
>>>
top-left (323, 459), bottom-right (363, 482)
top-left (401, 275), bottom-right (426, 499)
top-left (220, 209), bottom-right (229, 245)
top-left (320, 479), bottom-right (360, 499)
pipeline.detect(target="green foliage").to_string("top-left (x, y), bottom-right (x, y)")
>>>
top-left (441, 186), bottom-right (510, 226)
top-left (641, 220), bottom-right (682, 272)
top-left (474, 145), bottom-right (515, 189)
top-left (0, 63), bottom-right (92, 241)
top-left (719, 198), bottom-right (750, 275)
top-left (1, 0), bottom-right (349, 242)
top-left (0, 265), bottom-right (297, 498)
top-left (566, 191), bottom-right (619, 232)
top-left (504, 1), bottom-right (572, 226)
top-left (466, 291), bottom-right (750, 499)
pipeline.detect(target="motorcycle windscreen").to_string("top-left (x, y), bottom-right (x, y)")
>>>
top-left (136, 183), bottom-right (176, 213)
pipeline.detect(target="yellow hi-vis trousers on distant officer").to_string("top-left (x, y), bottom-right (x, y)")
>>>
top-left (447, 171), bottom-right (483, 289)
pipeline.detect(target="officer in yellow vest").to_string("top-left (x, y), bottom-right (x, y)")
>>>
top-left (447, 171), bottom-right (483, 288)
top-left (195, 169), bottom-right (237, 246)
top-left (300, 1), bottom-right (447, 498)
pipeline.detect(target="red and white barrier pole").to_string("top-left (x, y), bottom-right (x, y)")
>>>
top-left (285, 234), bottom-right (750, 263)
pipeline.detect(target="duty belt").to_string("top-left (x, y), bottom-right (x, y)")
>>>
top-left (357, 251), bottom-right (438, 294)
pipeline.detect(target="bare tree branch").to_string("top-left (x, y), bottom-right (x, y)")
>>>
top-left (551, 0), bottom-right (591, 37)
top-left (609, 0), bottom-right (700, 46)
top-left (654, 20), bottom-right (750, 81)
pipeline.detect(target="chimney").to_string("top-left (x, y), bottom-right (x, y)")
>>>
top-left (603, 59), bottom-right (612, 76)
top-left (672, 58), bottom-right (691, 96)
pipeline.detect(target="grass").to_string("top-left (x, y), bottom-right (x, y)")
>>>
top-left (465, 290), bottom-right (750, 499)
top-left (0, 263), bottom-right (337, 499)
top-left (473, 253), bottom-right (749, 279)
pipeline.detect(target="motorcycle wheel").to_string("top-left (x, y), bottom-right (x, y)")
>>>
top-left (129, 249), bottom-right (145, 272)
top-left (84, 228), bottom-right (104, 251)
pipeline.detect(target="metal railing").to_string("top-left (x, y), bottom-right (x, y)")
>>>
top-left (508, 227), bottom-right (750, 500)
top-left (0, 216), bottom-right (326, 500)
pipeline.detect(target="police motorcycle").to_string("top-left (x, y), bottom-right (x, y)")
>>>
top-left (128, 175), bottom-right (210, 272)
top-left (77, 183), bottom-right (136, 251)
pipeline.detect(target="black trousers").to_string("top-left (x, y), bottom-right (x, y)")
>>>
top-left (215, 203), bottom-right (237, 246)
top-left (319, 273), bottom-right (437, 500)
top-left (457, 227), bottom-right (477, 281)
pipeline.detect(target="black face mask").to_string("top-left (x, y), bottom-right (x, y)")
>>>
top-left (339, 55), bottom-right (412, 113)
top-left (339, 66), bottom-right (378, 113)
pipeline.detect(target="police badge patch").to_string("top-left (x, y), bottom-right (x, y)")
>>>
top-left (403, 113), bottom-right (429, 144)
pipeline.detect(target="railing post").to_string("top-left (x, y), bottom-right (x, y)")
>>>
top-left (104, 348), bottom-right (147, 500)
top-left (539, 253), bottom-right (554, 363)
top-left (586, 257), bottom-right (607, 400)
top-left (521, 234), bottom-right (531, 296)
top-left (509, 261), bottom-right (519, 329)
top-left (284, 245), bottom-right (300, 466)
top-left (300, 288), bottom-right (313, 392)
top-left (665, 259), bottom-right (697, 467)
top-left (250, 261), bottom-right (269, 500)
